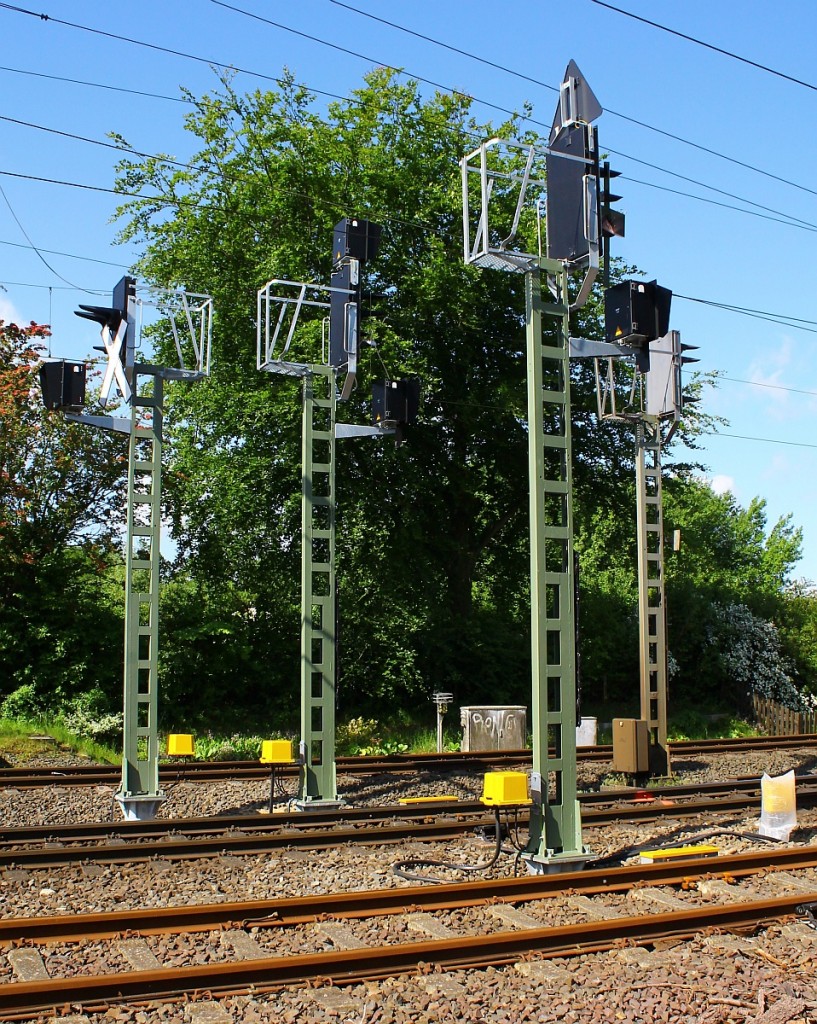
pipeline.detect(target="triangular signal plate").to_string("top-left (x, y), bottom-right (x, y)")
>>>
top-left (550, 60), bottom-right (603, 142)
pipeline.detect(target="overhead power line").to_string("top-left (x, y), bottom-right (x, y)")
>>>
top-left (589, 0), bottom-right (817, 93)
top-left (718, 376), bottom-right (817, 398)
top-left (210, 0), bottom-right (816, 233)
top-left (0, 180), bottom-right (94, 292)
top-left (327, 0), bottom-right (817, 201)
top-left (674, 293), bottom-right (817, 336)
top-left (0, 62), bottom-right (190, 103)
top-left (0, 237), bottom-right (129, 267)
top-left (709, 431), bottom-right (817, 451)
top-left (2, 0), bottom-right (815, 237)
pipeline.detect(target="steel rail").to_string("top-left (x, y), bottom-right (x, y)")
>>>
top-left (1, 734), bottom-right (814, 788)
top-left (1, 891), bottom-right (814, 1019)
top-left (3, 845), bottom-right (817, 944)
top-left (0, 774), bottom-right (783, 848)
top-left (1, 781), bottom-right (816, 869)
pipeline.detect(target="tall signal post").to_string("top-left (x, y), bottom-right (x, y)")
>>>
top-left (41, 278), bottom-right (213, 820)
top-left (462, 62), bottom-right (623, 870)
top-left (258, 219), bottom-right (414, 806)
top-left (595, 322), bottom-right (697, 776)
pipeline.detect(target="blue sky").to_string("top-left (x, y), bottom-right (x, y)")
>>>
top-left (2, 0), bottom-right (817, 580)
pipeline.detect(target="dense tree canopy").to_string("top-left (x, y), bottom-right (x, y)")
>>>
top-left (2, 69), bottom-right (812, 734)
top-left (0, 321), bottom-right (126, 706)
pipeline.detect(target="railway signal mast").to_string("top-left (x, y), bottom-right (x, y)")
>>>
top-left (596, 290), bottom-right (698, 777)
top-left (462, 61), bottom-right (623, 870)
top-left (40, 277), bottom-right (213, 820)
top-left (257, 220), bottom-right (418, 807)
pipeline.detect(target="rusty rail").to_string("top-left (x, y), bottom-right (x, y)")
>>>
top-left (1, 778), bottom-right (815, 869)
top-left (2, 845), bottom-right (816, 944)
top-left (1, 890), bottom-right (814, 1019)
top-left (1, 734), bottom-right (815, 789)
top-left (0, 774), bottom-right (782, 849)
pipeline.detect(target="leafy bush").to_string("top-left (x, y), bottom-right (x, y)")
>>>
top-left (0, 684), bottom-right (46, 723)
top-left (57, 688), bottom-right (122, 745)
top-left (335, 717), bottom-right (408, 756)
top-left (190, 735), bottom-right (267, 761)
top-left (707, 603), bottom-right (805, 711)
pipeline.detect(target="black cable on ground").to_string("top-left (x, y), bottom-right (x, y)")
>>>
top-left (392, 807), bottom-right (506, 884)
top-left (588, 827), bottom-right (785, 870)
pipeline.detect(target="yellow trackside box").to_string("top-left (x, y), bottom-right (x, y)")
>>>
top-left (260, 739), bottom-right (295, 764)
top-left (480, 771), bottom-right (532, 807)
top-left (167, 734), bottom-right (194, 757)
top-left (639, 844), bottom-right (719, 865)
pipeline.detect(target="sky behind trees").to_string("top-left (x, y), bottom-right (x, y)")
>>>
top-left (2, 1), bottom-right (817, 577)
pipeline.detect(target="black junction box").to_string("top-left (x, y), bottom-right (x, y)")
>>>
top-left (605, 279), bottom-right (672, 344)
top-left (39, 359), bottom-right (86, 410)
top-left (372, 378), bottom-right (420, 426)
top-left (333, 218), bottom-right (382, 266)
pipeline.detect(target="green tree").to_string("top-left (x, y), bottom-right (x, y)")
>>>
top-left (0, 321), bottom-right (126, 708)
top-left (113, 70), bottom-right (552, 716)
top-left (111, 68), bottom-right (805, 728)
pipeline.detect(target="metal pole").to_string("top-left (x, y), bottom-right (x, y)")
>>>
top-left (524, 261), bottom-right (584, 870)
top-left (117, 368), bottom-right (165, 820)
top-left (298, 365), bottom-right (338, 803)
top-left (635, 417), bottom-right (671, 776)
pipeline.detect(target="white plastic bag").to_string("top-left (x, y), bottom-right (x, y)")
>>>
top-left (758, 769), bottom-right (797, 841)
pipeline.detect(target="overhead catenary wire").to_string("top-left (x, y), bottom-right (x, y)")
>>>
top-left (588, 0), bottom-right (817, 94)
top-left (1, 0), bottom-right (814, 235)
top-left (328, 0), bottom-right (817, 202)
top-left (0, 180), bottom-right (96, 293)
top-left (0, 62), bottom-right (191, 104)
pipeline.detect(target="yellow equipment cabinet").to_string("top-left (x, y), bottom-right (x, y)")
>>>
top-left (167, 734), bottom-right (194, 757)
top-left (260, 739), bottom-right (295, 764)
top-left (480, 771), bottom-right (532, 807)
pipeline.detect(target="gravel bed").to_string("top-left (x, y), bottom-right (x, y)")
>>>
top-left (1, 744), bottom-right (816, 1022)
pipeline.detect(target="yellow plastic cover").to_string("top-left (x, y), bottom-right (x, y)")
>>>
top-left (260, 739), bottom-right (295, 764)
top-left (639, 844), bottom-right (719, 863)
top-left (167, 734), bottom-right (194, 757)
top-left (480, 771), bottom-right (532, 807)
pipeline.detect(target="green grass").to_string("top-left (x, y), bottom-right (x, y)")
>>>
top-left (0, 718), bottom-right (120, 765)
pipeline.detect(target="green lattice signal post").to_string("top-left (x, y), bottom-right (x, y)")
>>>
top-left (62, 281), bottom-right (212, 821)
top-left (119, 367), bottom-right (165, 817)
top-left (299, 366), bottom-right (338, 802)
top-left (523, 262), bottom-right (584, 868)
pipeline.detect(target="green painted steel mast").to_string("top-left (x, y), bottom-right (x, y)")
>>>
top-left (299, 365), bottom-right (338, 801)
top-left (523, 261), bottom-right (584, 867)
top-left (67, 282), bottom-right (212, 821)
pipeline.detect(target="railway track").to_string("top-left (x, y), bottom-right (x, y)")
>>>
top-left (2, 733), bottom-right (814, 789)
top-left (1, 775), bottom-right (815, 869)
top-left (1, 847), bottom-right (815, 1020)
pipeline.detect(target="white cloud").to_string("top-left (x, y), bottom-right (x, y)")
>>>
top-left (0, 294), bottom-right (25, 325)
top-left (710, 474), bottom-right (735, 495)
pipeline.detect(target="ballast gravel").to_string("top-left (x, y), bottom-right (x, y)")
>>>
top-left (0, 742), bottom-right (815, 1023)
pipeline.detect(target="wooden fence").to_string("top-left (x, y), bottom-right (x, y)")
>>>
top-left (752, 693), bottom-right (817, 736)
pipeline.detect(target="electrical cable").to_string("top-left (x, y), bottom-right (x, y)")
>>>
top-left (0, 237), bottom-right (129, 268)
top-left (704, 431), bottom-right (817, 451)
top-left (213, 0), bottom-right (814, 232)
top-left (617, 174), bottom-right (817, 234)
top-left (0, 61), bottom-right (190, 104)
top-left (392, 806), bottom-right (506, 884)
top-left (0, 113), bottom-right (196, 170)
top-left (0, 180), bottom-right (96, 293)
top-left (588, 0), bottom-right (817, 94)
top-left (588, 826), bottom-right (784, 869)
